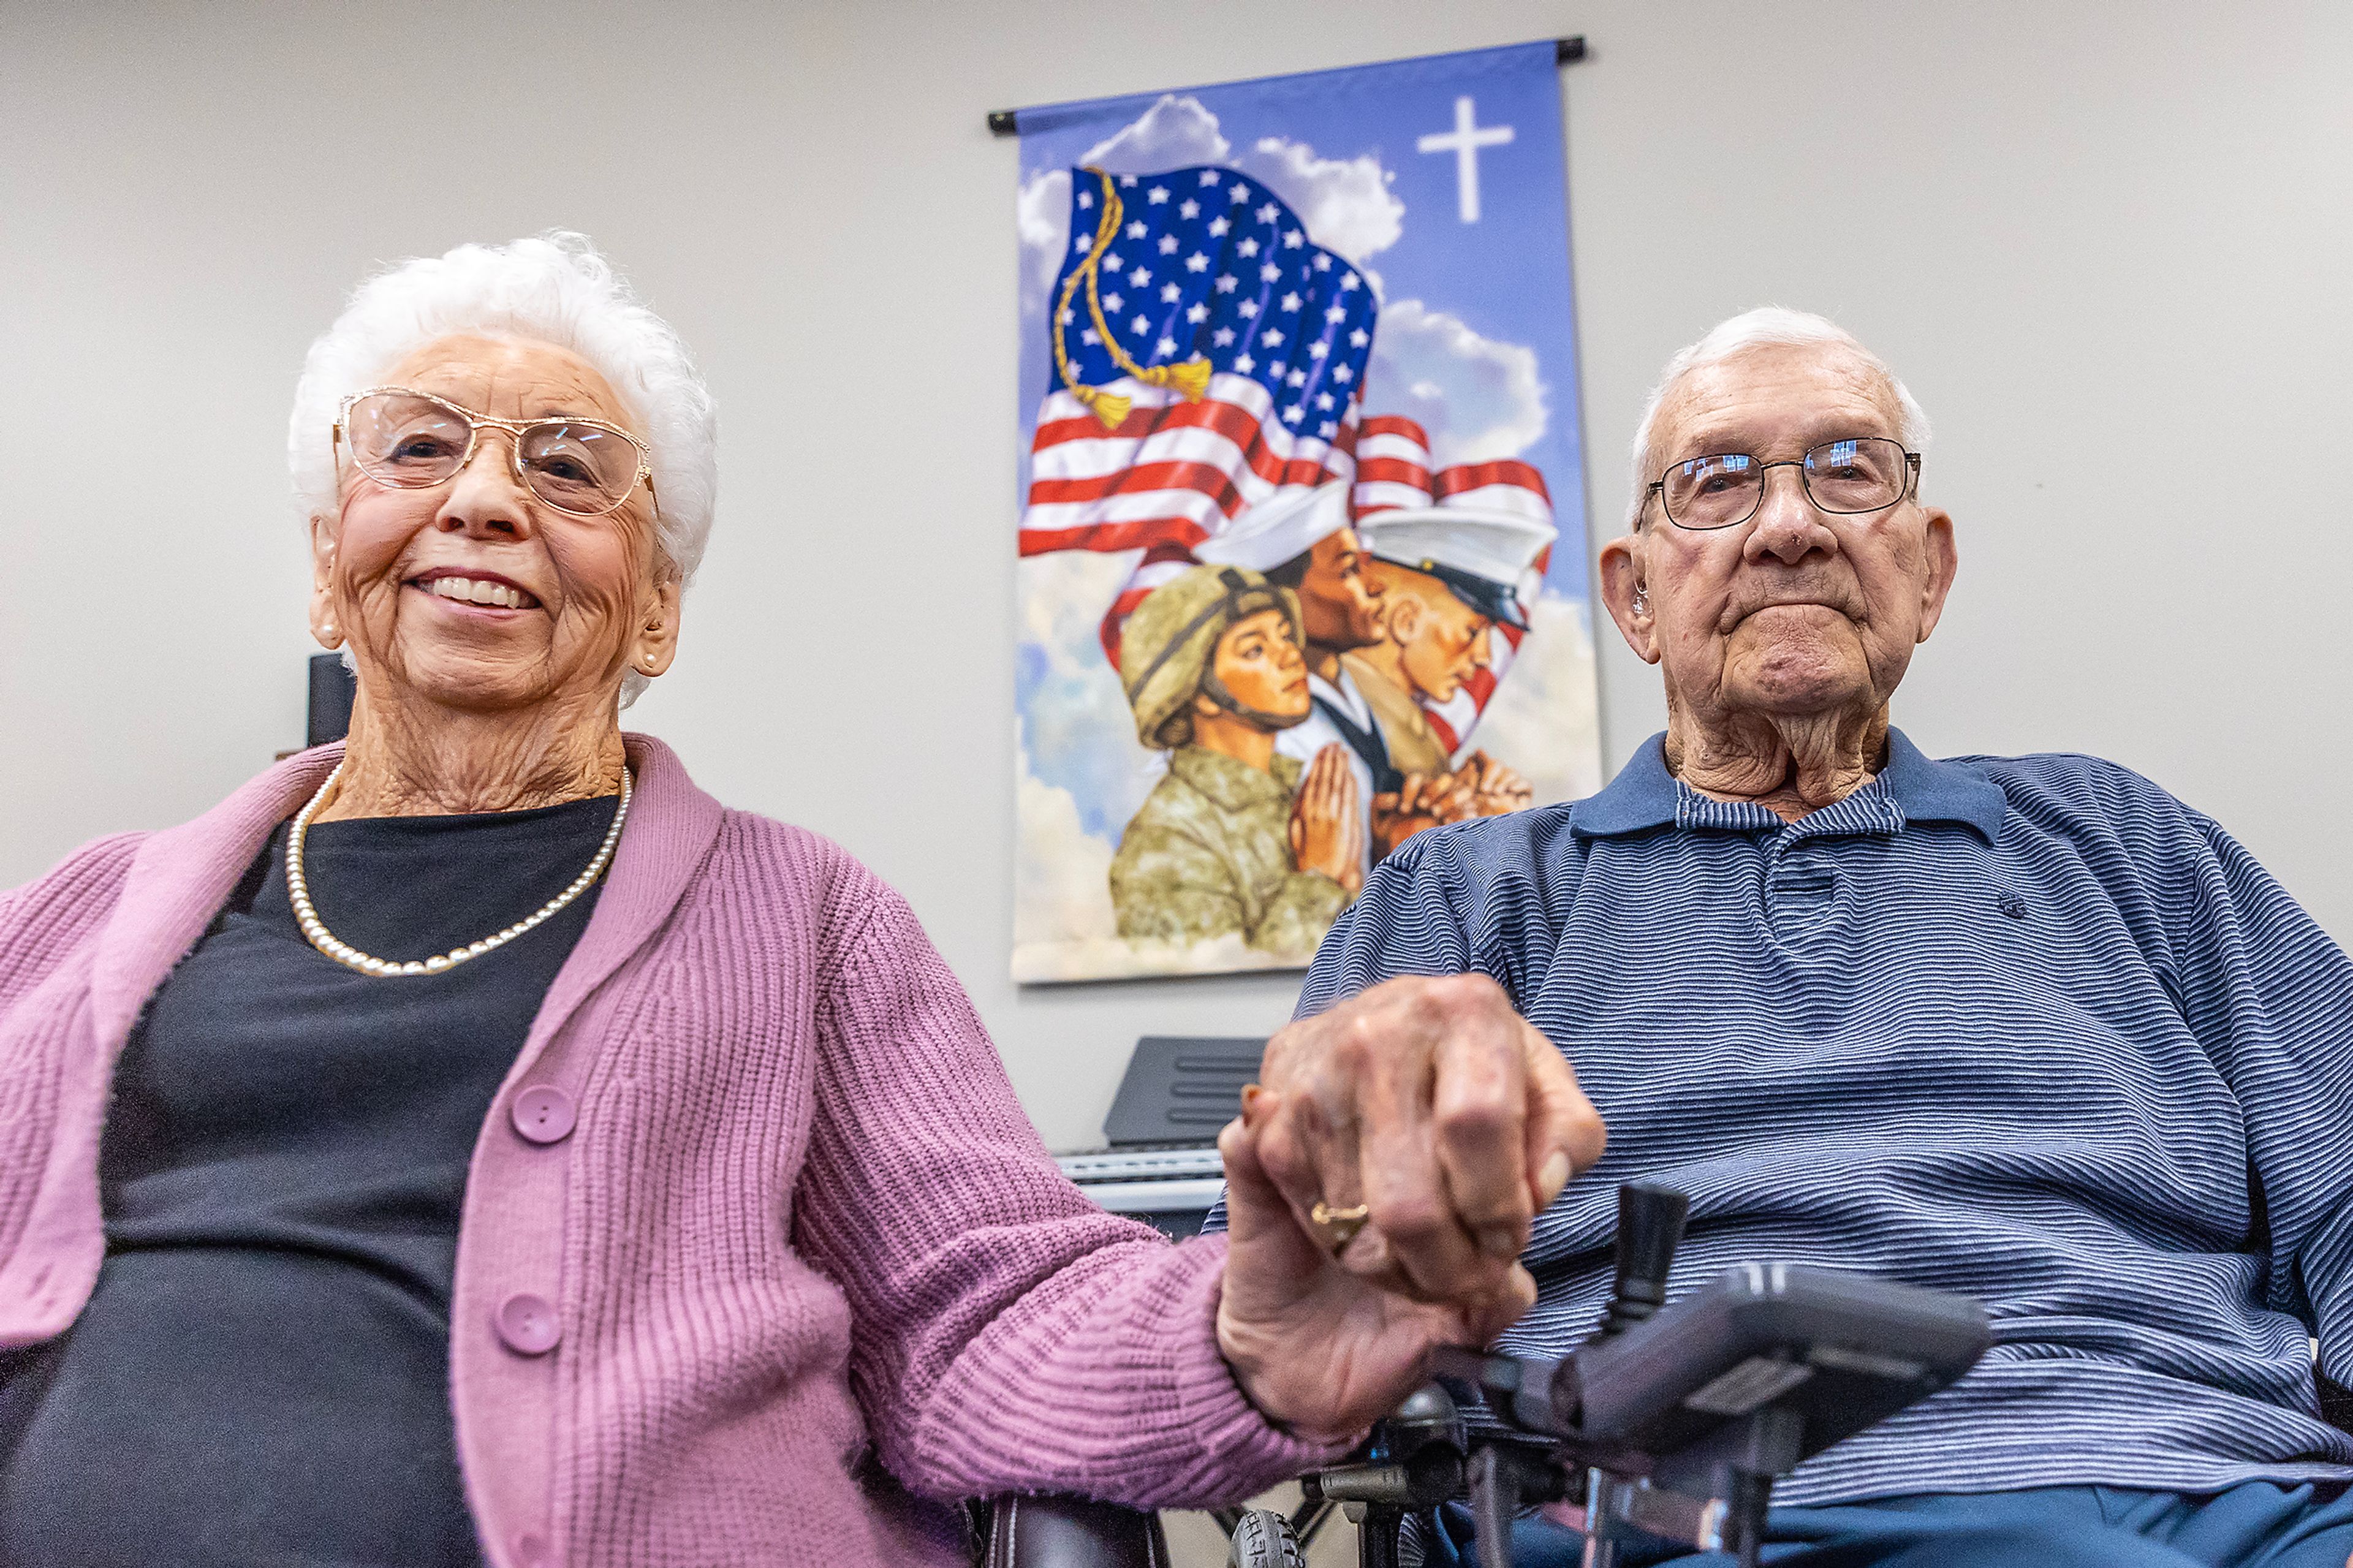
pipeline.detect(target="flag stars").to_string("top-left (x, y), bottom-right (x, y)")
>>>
top-left (1238, 300), bottom-right (1259, 317)
top-left (1228, 184), bottom-right (1250, 203)
top-left (1147, 185), bottom-right (1169, 203)
top-left (1156, 335), bottom-right (1178, 356)
top-left (1126, 221), bottom-right (1147, 240)
top-left (1119, 175), bottom-right (1138, 187)
top-left (1262, 327), bottom-right (1286, 346)
top-left (1286, 369), bottom-right (1308, 387)
top-left (1283, 228), bottom-right (1304, 249)
top-left (1208, 216), bottom-right (1230, 237)
top-left (1130, 313), bottom-right (1151, 335)
top-left (1312, 254), bottom-right (1332, 271)
top-left (1185, 252), bottom-right (1210, 273)
top-left (1331, 363), bottom-right (1354, 383)
top-left (1104, 291), bottom-right (1124, 311)
top-left (1256, 202), bottom-right (1279, 224)
top-left (1308, 340), bottom-right (1329, 360)
top-left (1077, 189), bottom-right (1094, 209)
top-left (1237, 237), bottom-right (1260, 257)
top-left (1284, 404), bottom-right (1305, 424)
top-left (1341, 273), bottom-right (1360, 291)
top-left (1349, 328), bottom-right (1370, 348)
top-left (1105, 252), bottom-right (1124, 271)
top-left (1319, 420), bottom-right (1338, 438)
top-left (1326, 306), bottom-right (1349, 324)
top-left (1281, 291), bottom-right (1302, 311)
top-left (1178, 199), bottom-right (1199, 219)
top-left (1072, 234), bottom-right (1091, 254)
top-left (1080, 328), bottom-right (1101, 346)
top-left (1235, 353), bottom-right (1256, 373)
top-left (1160, 282), bottom-right (1180, 302)
top-left (1127, 267), bottom-right (1151, 287)
top-left (1316, 392), bottom-right (1336, 411)
top-left (1158, 234), bottom-right (1178, 254)
top-left (1212, 326), bottom-right (1236, 346)
top-left (1199, 170), bottom-right (1221, 186)
top-left (1260, 262), bottom-right (1281, 281)
top-left (1186, 302), bottom-right (1209, 324)
top-left (1214, 274), bottom-right (1238, 293)
top-left (1059, 308), bottom-right (1075, 325)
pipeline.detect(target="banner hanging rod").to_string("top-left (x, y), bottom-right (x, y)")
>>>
top-left (985, 36), bottom-right (1586, 137)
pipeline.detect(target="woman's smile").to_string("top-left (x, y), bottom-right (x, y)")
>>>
top-left (406, 567), bottom-right (544, 615)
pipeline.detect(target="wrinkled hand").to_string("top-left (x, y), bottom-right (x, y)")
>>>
top-left (1216, 1087), bottom-right (1532, 1440)
top-left (1216, 975), bottom-right (1607, 1435)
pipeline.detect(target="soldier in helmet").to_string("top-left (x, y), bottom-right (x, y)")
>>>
top-left (1110, 565), bottom-right (1362, 957)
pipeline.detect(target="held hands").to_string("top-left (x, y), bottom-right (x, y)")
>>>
top-left (1214, 975), bottom-right (1607, 1439)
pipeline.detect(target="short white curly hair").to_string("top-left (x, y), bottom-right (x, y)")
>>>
top-left (287, 232), bottom-right (718, 700)
top-left (1627, 307), bottom-right (1930, 529)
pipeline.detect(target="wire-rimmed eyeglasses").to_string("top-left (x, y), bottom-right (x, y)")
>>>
top-left (333, 387), bottom-right (657, 519)
top-left (1646, 436), bottom-right (1921, 531)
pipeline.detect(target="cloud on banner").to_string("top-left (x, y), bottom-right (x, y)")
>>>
top-left (1012, 45), bottom-right (1601, 983)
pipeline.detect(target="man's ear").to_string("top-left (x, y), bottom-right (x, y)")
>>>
top-left (1597, 532), bottom-right (1661, 664)
top-left (1913, 507), bottom-right (1959, 644)
top-left (306, 513), bottom-right (343, 650)
top-left (1385, 596), bottom-right (1423, 642)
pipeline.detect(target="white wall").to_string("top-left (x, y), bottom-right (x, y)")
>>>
top-left (5, 0), bottom-right (2347, 1151)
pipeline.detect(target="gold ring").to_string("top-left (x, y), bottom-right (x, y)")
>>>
top-left (1309, 1200), bottom-right (1372, 1257)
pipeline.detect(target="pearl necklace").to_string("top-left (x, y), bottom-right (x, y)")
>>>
top-left (285, 762), bottom-right (633, 978)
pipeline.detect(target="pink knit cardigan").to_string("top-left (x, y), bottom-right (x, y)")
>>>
top-left (0, 735), bottom-right (1332, 1567)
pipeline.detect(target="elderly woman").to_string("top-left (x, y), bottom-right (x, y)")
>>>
top-left (1229, 308), bottom-right (2353, 1567)
top-left (0, 235), bottom-right (1582, 1568)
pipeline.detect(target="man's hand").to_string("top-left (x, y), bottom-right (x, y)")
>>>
top-left (1216, 975), bottom-right (1605, 1436)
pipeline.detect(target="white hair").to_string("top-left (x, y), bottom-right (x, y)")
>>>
top-left (287, 232), bottom-right (717, 703)
top-left (1626, 307), bottom-right (1930, 528)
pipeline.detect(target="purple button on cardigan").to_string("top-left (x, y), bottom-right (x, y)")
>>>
top-left (510, 1085), bottom-right (577, 1144)
top-left (495, 1292), bottom-right (561, 1355)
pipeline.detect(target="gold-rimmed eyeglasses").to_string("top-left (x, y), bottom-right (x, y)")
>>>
top-left (333, 387), bottom-right (657, 519)
top-left (1646, 436), bottom-right (1921, 531)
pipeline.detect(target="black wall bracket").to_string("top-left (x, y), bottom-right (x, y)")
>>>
top-left (987, 36), bottom-right (1586, 137)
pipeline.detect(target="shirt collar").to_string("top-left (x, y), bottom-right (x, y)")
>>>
top-left (1568, 727), bottom-right (2007, 842)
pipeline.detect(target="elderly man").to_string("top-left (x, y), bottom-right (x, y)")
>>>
top-left (1222, 309), bottom-right (2353, 1566)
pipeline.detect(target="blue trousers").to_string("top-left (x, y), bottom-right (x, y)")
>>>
top-left (1427, 1482), bottom-right (2353, 1567)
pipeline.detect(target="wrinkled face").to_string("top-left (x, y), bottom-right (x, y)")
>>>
top-left (1601, 343), bottom-right (1955, 723)
top-left (1208, 606), bottom-right (1311, 724)
top-left (309, 333), bottom-right (678, 718)
top-left (1294, 526), bottom-right (1385, 652)
top-left (1377, 568), bottom-right (1491, 703)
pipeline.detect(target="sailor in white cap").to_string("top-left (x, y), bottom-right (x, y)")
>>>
top-left (1197, 482), bottom-right (1395, 874)
top-left (1349, 498), bottom-right (1556, 812)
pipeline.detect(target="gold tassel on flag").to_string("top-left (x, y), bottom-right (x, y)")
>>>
top-left (1051, 169), bottom-right (1214, 430)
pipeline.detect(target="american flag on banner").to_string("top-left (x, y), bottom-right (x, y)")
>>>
top-left (1352, 415), bottom-right (1557, 758)
top-left (1019, 164), bottom-right (1377, 580)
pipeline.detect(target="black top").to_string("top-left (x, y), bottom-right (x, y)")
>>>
top-left (0, 795), bottom-right (617, 1568)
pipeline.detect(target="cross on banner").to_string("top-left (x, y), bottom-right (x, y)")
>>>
top-left (1417, 95), bottom-right (1514, 222)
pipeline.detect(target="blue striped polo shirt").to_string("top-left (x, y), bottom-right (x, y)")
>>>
top-left (1280, 729), bottom-right (2353, 1504)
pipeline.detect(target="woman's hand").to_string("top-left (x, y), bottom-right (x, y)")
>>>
top-left (1214, 1086), bottom-right (1533, 1442)
top-left (1288, 744), bottom-right (1363, 896)
top-left (1214, 976), bottom-right (1607, 1439)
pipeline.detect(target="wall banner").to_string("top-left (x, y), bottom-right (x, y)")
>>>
top-left (1013, 42), bottom-right (1600, 983)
